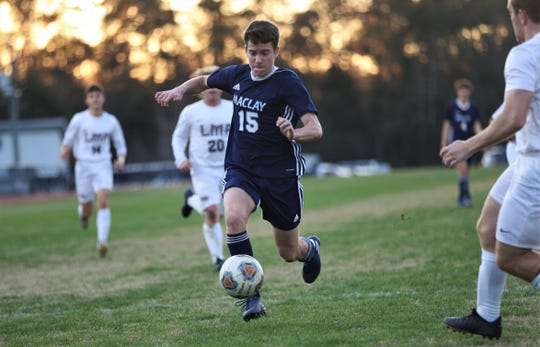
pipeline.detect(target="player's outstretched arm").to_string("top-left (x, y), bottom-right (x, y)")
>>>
top-left (155, 76), bottom-right (209, 107)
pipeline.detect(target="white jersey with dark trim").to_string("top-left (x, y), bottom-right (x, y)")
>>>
top-left (172, 99), bottom-right (233, 170)
top-left (62, 109), bottom-right (127, 162)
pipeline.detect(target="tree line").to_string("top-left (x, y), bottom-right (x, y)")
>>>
top-left (0, 0), bottom-right (515, 166)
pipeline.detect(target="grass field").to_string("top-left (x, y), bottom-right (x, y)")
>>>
top-left (1, 166), bottom-right (539, 346)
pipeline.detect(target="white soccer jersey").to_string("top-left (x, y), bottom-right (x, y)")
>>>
top-left (172, 99), bottom-right (233, 170)
top-left (62, 109), bottom-right (127, 162)
top-left (504, 33), bottom-right (540, 154)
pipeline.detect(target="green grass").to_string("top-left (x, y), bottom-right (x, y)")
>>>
top-left (1, 166), bottom-right (539, 346)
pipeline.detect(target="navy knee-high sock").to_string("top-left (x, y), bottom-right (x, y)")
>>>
top-left (459, 176), bottom-right (469, 198)
top-left (226, 231), bottom-right (253, 256)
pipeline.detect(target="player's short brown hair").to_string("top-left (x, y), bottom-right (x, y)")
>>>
top-left (511, 0), bottom-right (540, 23)
top-left (243, 20), bottom-right (280, 49)
top-left (189, 65), bottom-right (220, 79)
top-left (453, 78), bottom-right (474, 93)
top-left (85, 83), bottom-right (104, 95)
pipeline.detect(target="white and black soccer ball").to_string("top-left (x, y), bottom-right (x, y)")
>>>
top-left (219, 255), bottom-right (264, 298)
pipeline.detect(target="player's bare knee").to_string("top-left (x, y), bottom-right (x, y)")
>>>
top-left (205, 206), bottom-right (219, 223)
top-left (97, 199), bottom-right (109, 209)
top-left (476, 218), bottom-right (495, 242)
top-left (225, 213), bottom-right (247, 233)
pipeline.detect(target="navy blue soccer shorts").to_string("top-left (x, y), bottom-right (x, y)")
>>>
top-left (223, 167), bottom-right (303, 231)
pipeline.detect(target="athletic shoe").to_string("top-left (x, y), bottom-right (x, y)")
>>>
top-left (235, 292), bottom-right (266, 322)
top-left (181, 188), bottom-right (194, 218)
top-left (80, 216), bottom-right (89, 230)
top-left (302, 236), bottom-right (321, 284)
top-left (214, 258), bottom-right (225, 272)
top-left (444, 309), bottom-right (501, 339)
top-left (97, 243), bottom-right (108, 258)
top-left (457, 196), bottom-right (473, 208)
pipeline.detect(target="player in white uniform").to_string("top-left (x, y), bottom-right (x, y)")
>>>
top-left (61, 83), bottom-right (127, 257)
top-left (444, 103), bottom-right (517, 339)
top-left (441, 0), bottom-right (540, 338)
top-left (172, 66), bottom-right (233, 271)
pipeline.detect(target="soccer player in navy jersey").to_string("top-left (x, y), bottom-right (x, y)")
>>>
top-left (155, 20), bottom-right (323, 322)
top-left (440, 78), bottom-right (482, 207)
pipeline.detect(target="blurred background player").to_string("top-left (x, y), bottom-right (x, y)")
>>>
top-left (172, 65), bottom-right (233, 272)
top-left (440, 78), bottom-right (482, 207)
top-left (60, 83), bottom-right (127, 257)
top-left (156, 20), bottom-right (323, 322)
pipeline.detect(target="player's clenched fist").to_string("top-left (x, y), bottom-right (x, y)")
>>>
top-left (276, 116), bottom-right (294, 140)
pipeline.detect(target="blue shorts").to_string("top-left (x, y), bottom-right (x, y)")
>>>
top-left (223, 168), bottom-right (303, 230)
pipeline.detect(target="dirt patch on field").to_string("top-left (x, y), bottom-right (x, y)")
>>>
top-left (0, 180), bottom-right (492, 298)
top-left (0, 191), bottom-right (74, 204)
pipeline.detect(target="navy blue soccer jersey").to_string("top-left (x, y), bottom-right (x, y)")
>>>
top-left (207, 64), bottom-right (318, 178)
top-left (444, 101), bottom-right (481, 141)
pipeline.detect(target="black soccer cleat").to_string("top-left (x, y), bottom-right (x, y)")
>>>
top-left (302, 236), bottom-right (321, 284)
top-left (457, 196), bottom-right (473, 208)
top-left (80, 216), bottom-right (89, 230)
top-left (181, 188), bottom-right (194, 218)
top-left (444, 309), bottom-right (501, 340)
top-left (235, 292), bottom-right (266, 322)
top-left (214, 258), bottom-right (225, 272)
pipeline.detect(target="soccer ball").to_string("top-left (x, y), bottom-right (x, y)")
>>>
top-left (219, 255), bottom-right (264, 298)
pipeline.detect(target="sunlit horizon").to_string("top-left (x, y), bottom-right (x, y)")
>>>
top-left (0, 0), bottom-right (503, 85)
top-left (2, 0), bottom-right (349, 84)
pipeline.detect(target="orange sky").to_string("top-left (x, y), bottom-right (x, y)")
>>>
top-left (0, 0), bottom-right (384, 83)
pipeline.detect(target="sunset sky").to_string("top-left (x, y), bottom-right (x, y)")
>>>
top-left (0, 0), bottom-right (382, 83)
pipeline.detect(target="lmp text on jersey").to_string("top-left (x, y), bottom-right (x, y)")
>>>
top-left (200, 123), bottom-right (231, 137)
top-left (83, 130), bottom-right (110, 143)
top-left (233, 95), bottom-right (267, 112)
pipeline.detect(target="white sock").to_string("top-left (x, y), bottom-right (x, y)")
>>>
top-left (77, 204), bottom-right (83, 217)
top-left (187, 195), bottom-right (204, 215)
top-left (97, 208), bottom-right (111, 245)
top-left (212, 223), bottom-right (224, 260)
top-left (476, 250), bottom-right (507, 322)
top-left (532, 272), bottom-right (540, 288)
top-left (202, 223), bottom-right (224, 262)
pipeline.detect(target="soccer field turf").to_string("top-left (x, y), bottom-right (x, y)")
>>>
top-left (1, 166), bottom-right (539, 346)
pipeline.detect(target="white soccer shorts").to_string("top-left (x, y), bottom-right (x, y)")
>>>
top-left (190, 166), bottom-right (225, 213)
top-left (75, 160), bottom-right (114, 203)
top-left (496, 155), bottom-right (540, 249)
top-left (488, 164), bottom-right (514, 205)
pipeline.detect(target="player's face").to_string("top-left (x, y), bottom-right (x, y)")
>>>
top-left (85, 91), bottom-right (105, 111)
top-left (246, 41), bottom-right (279, 77)
top-left (507, 0), bottom-right (525, 43)
top-left (200, 88), bottom-right (223, 106)
top-left (456, 87), bottom-right (471, 101)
